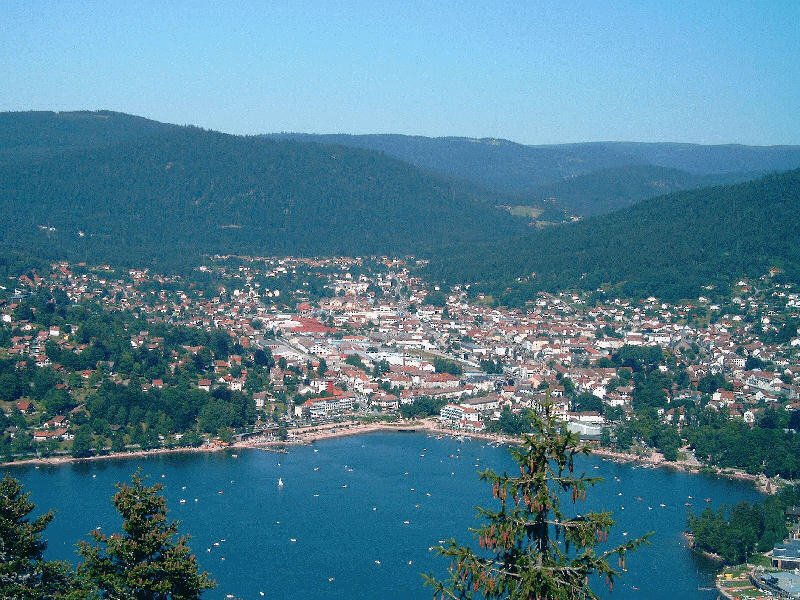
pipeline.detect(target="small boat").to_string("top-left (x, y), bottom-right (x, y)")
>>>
top-left (179, 499), bottom-right (186, 504)
top-left (705, 497), bottom-right (712, 503)
top-left (278, 478), bottom-right (284, 487)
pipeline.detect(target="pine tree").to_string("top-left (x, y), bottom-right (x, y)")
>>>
top-left (0, 474), bottom-right (77, 599)
top-left (424, 402), bottom-right (650, 599)
top-left (77, 471), bottom-right (214, 600)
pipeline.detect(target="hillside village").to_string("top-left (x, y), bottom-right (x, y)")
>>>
top-left (1, 256), bottom-right (799, 470)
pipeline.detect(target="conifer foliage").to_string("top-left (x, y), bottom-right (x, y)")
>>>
top-left (424, 404), bottom-right (649, 599)
top-left (77, 471), bottom-right (214, 600)
top-left (0, 473), bottom-right (75, 599)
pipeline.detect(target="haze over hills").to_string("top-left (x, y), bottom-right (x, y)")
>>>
top-left (1, 110), bottom-right (799, 303)
top-left (526, 165), bottom-right (755, 217)
top-left (272, 133), bottom-right (800, 216)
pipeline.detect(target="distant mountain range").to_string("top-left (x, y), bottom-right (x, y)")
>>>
top-left (1, 110), bottom-right (799, 301)
top-left (270, 133), bottom-right (800, 217)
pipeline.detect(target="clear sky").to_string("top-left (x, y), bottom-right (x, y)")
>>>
top-left (2, 0), bottom-right (798, 145)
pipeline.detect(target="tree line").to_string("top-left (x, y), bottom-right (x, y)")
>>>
top-left (0, 471), bottom-right (214, 599)
top-left (687, 484), bottom-right (800, 564)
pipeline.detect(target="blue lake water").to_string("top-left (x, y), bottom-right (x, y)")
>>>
top-left (4, 432), bottom-right (762, 600)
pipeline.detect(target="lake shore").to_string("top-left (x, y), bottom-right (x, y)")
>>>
top-left (0, 419), bottom-right (784, 494)
top-left (1, 443), bottom-right (226, 469)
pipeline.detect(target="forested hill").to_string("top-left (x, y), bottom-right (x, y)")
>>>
top-left (0, 112), bottom-right (528, 269)
top-left (527, 165), bottom-right (755, 217)
top-left (0, 111), bottom-right (181, 161)
top-left (273, 133), bottom-right (800, 216)
top-left (425, 168), bottom-right (800, 303)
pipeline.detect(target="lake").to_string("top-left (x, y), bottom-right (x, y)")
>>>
top-left (4, 432), bottom-right (762, 599)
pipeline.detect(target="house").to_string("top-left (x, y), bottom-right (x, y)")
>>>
top-left (44, 415), bottom-right (68, 429)
top-left (372, 393), bottom-right (399, 411)
top-left (32, 428), bottom-right (68, 442)
top-left (16, 400), bottom-right (35, 414)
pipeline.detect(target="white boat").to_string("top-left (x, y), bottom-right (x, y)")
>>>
top-left (278, 477), bottom-right (284, 487)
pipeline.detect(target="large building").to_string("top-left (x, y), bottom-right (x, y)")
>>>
top-left (295, 394), bottom-right (356, 420)
top-left (772, 538), bottom-right (800, 570)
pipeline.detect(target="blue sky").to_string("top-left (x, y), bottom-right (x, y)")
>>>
top-left (2, 0), bottom-right (798, 145)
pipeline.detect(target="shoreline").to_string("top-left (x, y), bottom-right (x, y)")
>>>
top-left (0, 443), bottom-right (227, 469)
top-left (0, 421), bottom-right (786, 494)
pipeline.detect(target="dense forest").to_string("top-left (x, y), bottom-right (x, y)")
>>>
top-left (0, 110), bottom-right (180, 162)
top-left (525, 164), bottom-right (757, 217)
top-left (687, 485), bottom-right (800, 564)
top-left (271, 133), bottom-right (800, 215)
top-left (0, 112), bottom-right (528, 269)
top-left (426, 168), bottom-right (800, 303)
top-left (3, 111), bottom-right (800, 304)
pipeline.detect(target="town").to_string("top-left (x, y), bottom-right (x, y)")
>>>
top-left (1, 255), bottom-right (799, 476)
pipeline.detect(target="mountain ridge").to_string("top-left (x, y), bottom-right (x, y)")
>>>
top-left (267, 132), bottom-right (800, 216)
top-left (2, 110), bottom-right (799, 302)
top-left (0, 113), bottom-right (528, 269)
